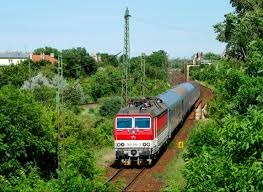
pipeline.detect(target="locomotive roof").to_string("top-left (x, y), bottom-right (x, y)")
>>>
top-left (118, 97), bottom-right (167, 117)
top-left (117, 82), bottom-right (199, 116)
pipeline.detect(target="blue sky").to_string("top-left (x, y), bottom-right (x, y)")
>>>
top-left (0, 0), bottom-right (233, 58)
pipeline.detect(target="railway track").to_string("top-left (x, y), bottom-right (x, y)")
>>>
top-left (104, 168), bottom-right (124, 184)
top-left (105, 167), bottom-right (146, 191)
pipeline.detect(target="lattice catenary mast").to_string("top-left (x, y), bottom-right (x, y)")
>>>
top-left (56, 55), bottom-right (64, 170)
top-left (121, 8), bottom-right (131, 107)
top-left (141, 53), bottom-right (146, 97)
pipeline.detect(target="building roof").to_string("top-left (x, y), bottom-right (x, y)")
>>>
top-left (0, 52), bottom-right (30, 59)
top-left (32, 54), bottom-right (57, 64)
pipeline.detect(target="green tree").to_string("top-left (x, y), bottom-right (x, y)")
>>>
top-left (34, 47), bottom-right (60, 58)
top-left (245, 39), bottom-right (263, 76)
top-left (203, 52), bottom-right (221, 61)
top-left (0, 86), bottom-right (57, 178)
top-left (84, 66), bottom-right (121, 101)
top-left (97, 53), bottom-right (119, 67)
top-left (214, 0), bottom-right (263, 60)
top-left (0, 62), bottom-right (30, 88)
top-left (99, 97), bottom-right (121, 117)
top-left (62, 47), bottom-right (97, 78)
top-left (230, 0), bottom-right (263, 14)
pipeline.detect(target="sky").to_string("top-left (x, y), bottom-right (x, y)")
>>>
top-left (0, 0), bottom-right (233, 58)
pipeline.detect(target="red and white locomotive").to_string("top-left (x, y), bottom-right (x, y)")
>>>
top-left (114, 82), bottom-right (200, 165)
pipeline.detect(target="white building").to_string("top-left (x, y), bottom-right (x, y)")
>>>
top-left (91, 53), bottom-right (102, 62)
top-left (0, 52), bottom-right (30, 66)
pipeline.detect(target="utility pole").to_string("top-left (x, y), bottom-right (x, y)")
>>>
top-left (186, 63), bottom-right (200, 81)
top-left (140, 53), bottom-right (146, 97)
top-left (28, 60), bottom-right (31, 78)
top-left (56, 55), bottom-right (64, 171)
top-left (28, 59), bottom-right (32, 89)
top-left (121, 7), bottom-right (131, 107)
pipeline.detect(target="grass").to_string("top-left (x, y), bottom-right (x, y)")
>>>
top-left (114, 179), bottom-right (126, 191)
top-left (96, 146), bottom-right (115, 168)
top-left (159, 151), bottom-right (186, 192)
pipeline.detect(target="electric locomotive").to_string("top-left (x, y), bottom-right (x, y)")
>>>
top-left (114, 82), bottom-right (200, 165)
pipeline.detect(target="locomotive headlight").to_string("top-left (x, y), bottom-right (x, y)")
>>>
top-left (117, 143), bottom-right (124, 147)
top-left (143, 142), bottom-right (150, 147)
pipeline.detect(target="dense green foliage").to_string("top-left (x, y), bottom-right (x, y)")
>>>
top-left (97, 53), bottom-right (119, 67)
top-left (0, 46), bottom-right (171, 191)
top-left (182, 56), bottom-right (263, 191)
top-left (164, 1), bottom-right (263, 191)
top-left (34, 47), bottom-right (60, 58)
top-left (214, 0), bottom-right (263, 60)
top-left (62, 47), bottom-right (97, 78)
top-left (99, 97), bottom-right (121, 117)
top-left (166, 57), bottom-right (263, 192)
top-left (0, 86), bottom-right (57, 178)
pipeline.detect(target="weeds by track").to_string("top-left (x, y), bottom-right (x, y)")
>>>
top-left (105, 167), bottom-right (146, 191)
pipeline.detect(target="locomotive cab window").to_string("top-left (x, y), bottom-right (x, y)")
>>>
top-left (135, 117), bottom-right (150, 129)
top-left (116, 118), bottom-right (132, 129)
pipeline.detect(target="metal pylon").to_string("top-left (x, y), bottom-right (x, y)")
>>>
top-left (141, 53), bottom-right (146, 97)
top-left (56, 55), bottom-right (64, 170)
top-left (121, 8), bottom-right (131, 108)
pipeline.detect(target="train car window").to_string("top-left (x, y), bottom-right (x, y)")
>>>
top-left (135, 118), bottom-right (150, 129)
top-left (117, 118), bottom-right (132, 129)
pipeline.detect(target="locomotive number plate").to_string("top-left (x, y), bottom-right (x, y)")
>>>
top-left (126, 143), bottom-right (142, 147)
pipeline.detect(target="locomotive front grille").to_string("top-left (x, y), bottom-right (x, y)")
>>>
top-left (131, 150), bottom-right (137, 156)
top-left (116, 148), bottom-right (152, 159)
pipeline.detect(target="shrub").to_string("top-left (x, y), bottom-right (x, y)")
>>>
top-left (99, 97), bottom-right (121, 117)
top-left (185, 120), bottom-right (220, 159)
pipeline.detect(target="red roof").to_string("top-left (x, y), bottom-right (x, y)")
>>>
top-left (32, 54), bottom-right (57, 64)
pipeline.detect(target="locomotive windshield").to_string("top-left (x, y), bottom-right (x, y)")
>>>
top-left (117, 118), bottom-right (132, 129)
top-left (135, 117), bottom-right (150, 129)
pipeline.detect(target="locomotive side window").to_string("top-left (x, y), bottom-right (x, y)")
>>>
top-left (117, 118), bottom-right (132, 129)
top-left (135, 118), bottom-right (150, 129)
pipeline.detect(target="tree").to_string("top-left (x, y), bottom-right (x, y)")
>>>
top-left (203, 52), bottom-right (221, 61)
top-left (84, 66), bottom-right (121, 101)
top-left (0, 86), bottom-right (57, 178)
top-left (230, 0), bottom-right (263, 14)
top-left (97, 53), bottom-right (119, 67)
top-left (146, 50), bottom-right (168, 68)
top-left (62, 47), bottom-right (97, 78)
top-left (214, 1), bottom-right (263, 60)
top-left (99, 97), bottom-right (121, 117)
top-left (34, 47), bottom-right (60, 58)
top-left (0, 62), bottom-right (30, 88)
top-left (245, 39), bottom-right (263, 76)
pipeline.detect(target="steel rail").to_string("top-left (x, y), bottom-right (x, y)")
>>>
top-left (104, 168), bottom-right (124, 185)
top-left (122, 167), bottom-right (146, 192)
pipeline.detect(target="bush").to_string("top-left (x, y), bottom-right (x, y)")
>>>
top-left (185, 120), bottom-right (220, 159)
top-left (0, 86), bottom-right (57, 178)
top-left (99, 97), bottom-right (121, 117)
